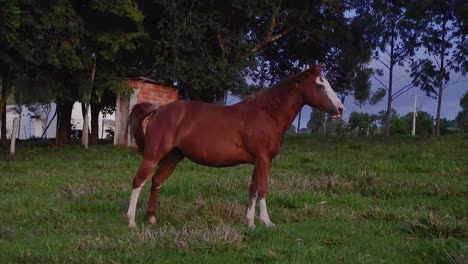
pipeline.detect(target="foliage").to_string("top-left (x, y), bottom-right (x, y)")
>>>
top-left (408, 0), bottom-right (467, 136)
top-left (377, 109), bottom-right (398, 127)
top-left (390, 116), bottom-right (411, 135)
top-left (285, 124), bottom-right (296, 135)
top-left (409, 0), bottom-right (467, 91)
top-left (307, 108), bottom-right (326, 133)
top-left (456, 91), bottom-right (468, 132)
top-left (353, 67), bottom-right (373, 108)
top-left (348, 111), bottom-right (371, 135)
top-left (369, 87), bottom-right (387, 105)
top-left (460, 90), bottom-right (468, 111)
top-left (352, 66), bottom-right (387, 110)
top-left (352, 0), bottom-right (423, 136)
top-left (455, 111), bottom-right (468, 132)
top-left (402, 111), bottom-right (434, 136)
top-left (439, 118), bottom-right (459, 134)
top-left (144, 0), bottom-right (372, 102)
top-left (144, 0), bottom-right (252, 101)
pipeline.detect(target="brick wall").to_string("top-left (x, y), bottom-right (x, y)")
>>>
top-left (128, 80), bottom-right (178, 106)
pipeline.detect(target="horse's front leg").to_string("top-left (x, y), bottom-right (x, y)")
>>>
top-left (251, 156), bottom-right (275, 227)
top-left (127, 159), bottom-right (157, 228)
top-left (246, 172), bottom-right (258, 228)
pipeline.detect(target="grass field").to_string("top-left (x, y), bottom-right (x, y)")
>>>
top-left (0, 135), bottom-right (467, 263)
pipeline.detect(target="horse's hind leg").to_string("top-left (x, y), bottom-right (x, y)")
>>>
top-left (147, 149), bottom-right (184, 225)
top-left (127, 159), bottom-right (157, 228)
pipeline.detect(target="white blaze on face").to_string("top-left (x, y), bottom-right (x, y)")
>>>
top-left (315, 76), bottom-right (344, 117)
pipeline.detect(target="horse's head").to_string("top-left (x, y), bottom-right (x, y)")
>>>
top-left (302, 65), bottom-right (344, 119)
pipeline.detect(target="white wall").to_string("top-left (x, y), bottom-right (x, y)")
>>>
top-left (2, 102), bottom-right (115, 140)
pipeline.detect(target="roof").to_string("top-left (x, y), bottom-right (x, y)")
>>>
top-left (126, 77), bottom-right (178, 89)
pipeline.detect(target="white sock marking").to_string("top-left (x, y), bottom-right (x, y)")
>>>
top-left (127, 180), bottom-right (146, 228)
top-left (246, 193), bottom-right (257, 228)
top-left (259, 198), bottom-right (275, 227)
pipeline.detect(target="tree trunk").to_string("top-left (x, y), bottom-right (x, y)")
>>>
top-left (1, 74), bottom-right (12, 145)
top-left (1, 103), bottom-right (6, 146)
top-left (384, 93), bottom-right (393, 136)
top-left (435, 82), bottom-right (443, 136)
top-left (90, 103), bottom-right (102, 145)
top-left (114, 95), bottom-right (130, 146)
top-left (81, 103), bottom-right (87, 120)
top-left (55, 100), bottom-right (74, 145)
top-left (10, 117), bottom-right (19, 158)
top-left (215, 90), bottom-right (226, 105)
top-left (82, 103), bottom-right (90, 148)
top-left (384, 25), bottom-right (396, 137)
top-left (435, 16), bottom-right (448, 137)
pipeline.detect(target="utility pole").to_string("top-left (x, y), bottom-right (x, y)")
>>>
top-left (411, 94), bottom-right (421, 136)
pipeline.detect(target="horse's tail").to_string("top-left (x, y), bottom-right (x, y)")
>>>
top-left (127, 102), bottom-right (159, 154)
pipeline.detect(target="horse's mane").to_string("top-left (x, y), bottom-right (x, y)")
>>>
top-left (241, 68), bottom-right (317, 113)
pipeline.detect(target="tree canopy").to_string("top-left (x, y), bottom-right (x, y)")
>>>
top-left (408, 0), bottom-right (467, 136)
top-left (1, 0), bottom-right (465, 144)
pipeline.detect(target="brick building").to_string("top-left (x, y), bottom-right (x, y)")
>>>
top-left (114, 77), bottom-right (178, 146)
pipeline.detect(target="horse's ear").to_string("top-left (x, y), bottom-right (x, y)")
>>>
top-left (313, 64), bottom-right (323, 75)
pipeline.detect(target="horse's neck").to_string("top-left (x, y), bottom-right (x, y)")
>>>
top-left (256, 81), bottom-right (305, 133)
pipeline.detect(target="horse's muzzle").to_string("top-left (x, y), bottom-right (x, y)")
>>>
top-left (330, 106), bottom-right (344, 120)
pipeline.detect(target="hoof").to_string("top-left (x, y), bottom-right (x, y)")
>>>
top-left (262, 220), bottom-right (276, 227)
top-left (247, 218), bottom-right (256, 229)
top-left (128, 222), bottom-right (137, 229)
top-left (148, 215), bottom-right (157, 225)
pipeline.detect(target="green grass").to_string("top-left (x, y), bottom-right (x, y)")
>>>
top-left (0, 135), bottom-right (467, 263)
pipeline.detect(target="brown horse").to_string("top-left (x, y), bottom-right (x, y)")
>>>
top-left (126, 64), bottom-right (344, 228)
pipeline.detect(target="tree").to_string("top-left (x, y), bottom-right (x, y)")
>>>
top-left (456, 91), bottom-right (468, 132)
top-left (353, 66), bottom-right (373, 109)
top-left (4, 0), bottom-right (148, 145)
top-left (143, 0), bottom-right (253, 102)
top-left (0, 0), bottom-right (35, 145)
top-left (143, 0), bottom-right (371, 103)
top-left (285, 124), bottom-right (296, 135)
top-left (347, 111), bottom-right (371, 136)
top-left (2, 0), bottom-right (87, 144)
top-left (390, 116), bottom-right (411, 135)
top-left (257, 1), bottom-right (373, 98)
top-left (353, 1), bottom-right (422, 136)
top-left (439, 118), bottom-right (457, 134)
top-left (71, 0), bottom-right (148, 145)
top-left (353, 66), bottom-right (386, 109)
top-left (1, 77), bottom-right (12, 145)
top-left (403, 111), bottom-right (434, 135)
top-left (377, 108), bottom-right (397, 127)
top-left (460, 90), bottom-right (468, 111)
top-left (307, 108), bottom-right (326, 134)
top-left (409, 0), bottom-right (467, 136)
